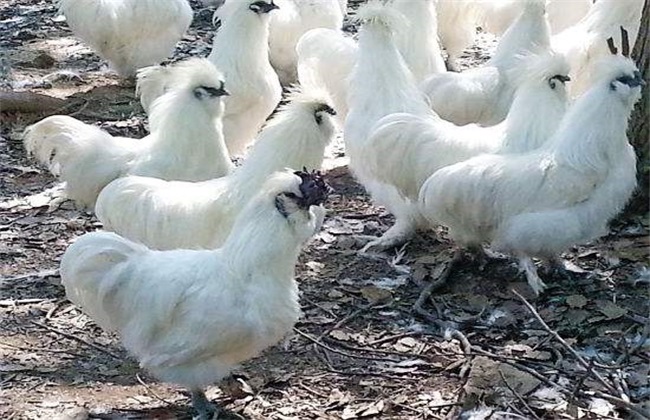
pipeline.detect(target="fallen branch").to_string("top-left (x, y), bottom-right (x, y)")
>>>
top-left (0, 91), bottom-right (66, 113)
top-left (512, 290), bottom-right (650, 419)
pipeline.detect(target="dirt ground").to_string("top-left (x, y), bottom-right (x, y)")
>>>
top-left (1, 1), bottom-right (649, 419)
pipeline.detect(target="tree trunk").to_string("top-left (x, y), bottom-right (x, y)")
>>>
top-left (627, 0), bottom-right (649, 214)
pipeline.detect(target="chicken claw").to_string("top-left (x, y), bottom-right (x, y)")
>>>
top-left (359, 220), bottom-right (415, 253)
top-left (517, 255), bottom-right (547, 296)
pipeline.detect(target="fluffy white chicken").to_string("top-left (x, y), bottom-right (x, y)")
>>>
top-left (138, 0), bottom-right (282, 156)
top-left (61, 169), bottom-right (329, 420)
top-left (366, 50), bottom-right (570, 203)
top-left (435, 0), bottom-right (482, 71)
top-left (296, 0), bottom-right (442, 125)
top-left (57, 0), bottom-right (192, 77)
top-left (388, 0), bottom-right (446, 82)
top-left (23, 58), bottom-right (233, 210)
top-left (208, 0), bottom-right (282, 155)
top-left (344, 2), bottom-right (433, 251)
top-left (95, 90), bottom-right (337, 250)
top-left (435, 0), bottom-right (589, 71)
top-left (552, 0), bottom-right (644, 97)
top-left (419, 52), bottom-right (644, 295)
top-left (268, 0), bottom-right (344, 85)
top-left (421, 0), bottom-right (551, 127)
top-left (296, 28), bottom-right (357, 125)
top-left (479, 0), bottom-right (591, 36)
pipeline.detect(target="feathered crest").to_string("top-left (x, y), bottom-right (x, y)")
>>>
top-left (271, 87), bottom-right (336, 123)
top-left (508, 48), bottom-right (571, 87)
top-left (354, 1), bottom-right (409, 34)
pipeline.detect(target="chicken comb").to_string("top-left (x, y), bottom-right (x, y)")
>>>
top-left (294, 168), bottom-right (332, 206)
top-left (620, 26), bottom-right (630, 58)
top-left (607, 37), bottom-right (618, 55)
top-left (607, 27), bottom-right (631, 57)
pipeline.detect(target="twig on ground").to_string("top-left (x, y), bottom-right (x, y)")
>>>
top-left (296, 381), bottom-right (329, 399)
top-left (30, 320), bottom-right (121, 360)
top-left (412, 248), bottom-right (463, 329)
top-left (0, 341), bottom-right (85, 358)
top-left (316, 307), bottom-right (366, 341)
top-left (512, 290), bottom-right (617, 394)
top-left (294, 327), bottom-right (396, 362)
top-left (0, 298), bottom-right (53, 307)
top-left (135, 374), bottom-right (175, 406)
top-left (513, 290), bottom-right (650, 419)
top-left (1, 269), bottom-right (59, 283)
top-left (367, 331), bottom-right (421, 346)
top-left (499, 370), bottom-right (542, 420)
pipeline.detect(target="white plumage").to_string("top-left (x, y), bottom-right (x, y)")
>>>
top-left (421, 0), bottom-right (551, 127)
top-left (389, 0), bottom-right (446, 82)
top-left (366, 51), bottom-right (570, 202)
top-left (419, 55), bottom-right (643, 295)
top-left (95, 90), bottom-right (336, 250)
top-left (296, 0), bottom-right (443, 124)
top-left (552, 0), bottom-right (644, 97)
top-left (61, 170), bottom-right (327, 418)
top-left (57, 0), bottom-right (192, 76)
top-left (435, 0), bottom-right (589, 71)
top-left (23, 58), bottom-right (233, 210)
top-left (296, 28), bottom-right (357, 125)
top-left (269, 0), bottom-right (344, 85)
top-left (344, 2), bottom-right (433, 251)
top-left (208, 0), bottom-right (282, 156)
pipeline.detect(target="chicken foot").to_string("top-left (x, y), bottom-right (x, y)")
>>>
top-left (517, 255), bottom-right (547, 296)
top-left (191, 389), bottom-right (221, 420)
top-left (358, 218), bottom-right (416, 253)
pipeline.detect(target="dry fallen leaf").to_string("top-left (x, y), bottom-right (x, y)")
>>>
top-left (360, 285), bottom-right (392, 304)
top-left (565, 294), bottom-right (588, 309)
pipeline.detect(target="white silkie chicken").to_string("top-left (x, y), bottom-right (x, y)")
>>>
top-left (57, 0), bottom-right (193, 77)
top-left (138, 0), bottom-right (282, 156)
top-left (435, 0), bottom-right (482, 71)
top-left (419, 51), bottom-right (644, 295)
top-left (207, 0), bottom-right (282, 155)
top-left (296, 28), bottom-right (357, 125)
top-left (296, 0), bottom-right (443, 125)
top-left (421, 0), bottom-right (551, 127)
top-left (389, 0), bottom-right (446, 82)
top-left (23, 59), bottom-right (232, 210)
top-left (435, 0), bottom-right (589, 71)
top-left (95, 90), bottom-right (337, 250)
top-left (61, 170), bottom-right (330, 420)
top-left (478, 0), bottom-right (591, 36)
top-left (366, 50), bottom-right (570, 203)
top-left (344, 2), bottom-right (433, 251)
top-left (552, 0), bottom-right (644, 97)
top-left (268, 0), bottom-right (344, 85)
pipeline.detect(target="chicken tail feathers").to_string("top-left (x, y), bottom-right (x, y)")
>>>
top-left (23, 115), bottom-right (134, 208)
top-left (61, 231), bottom-right (146, 331)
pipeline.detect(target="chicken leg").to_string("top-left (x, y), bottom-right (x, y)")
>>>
top-left (359, 218), bottom-right (416, 253)
top-left (191, 389), bottom-right (220, 420)
top-left (517, 255), bottom-right (547, 296)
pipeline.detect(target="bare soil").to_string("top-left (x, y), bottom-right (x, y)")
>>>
top-left (1, 1), bottom-right (649, 419)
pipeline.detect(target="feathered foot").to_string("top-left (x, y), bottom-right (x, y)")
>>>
top-left (359, 220), bottom-right (416, 254)
top-left (517, 255), bottom-right (546, 296)
top-left (467, 245), bottom-right (509, 271)
top-left (191, 389), bottom-right (221, 420)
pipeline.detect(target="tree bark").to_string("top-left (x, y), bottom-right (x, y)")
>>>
top-left (627, 0), bottom-right (649, 214)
